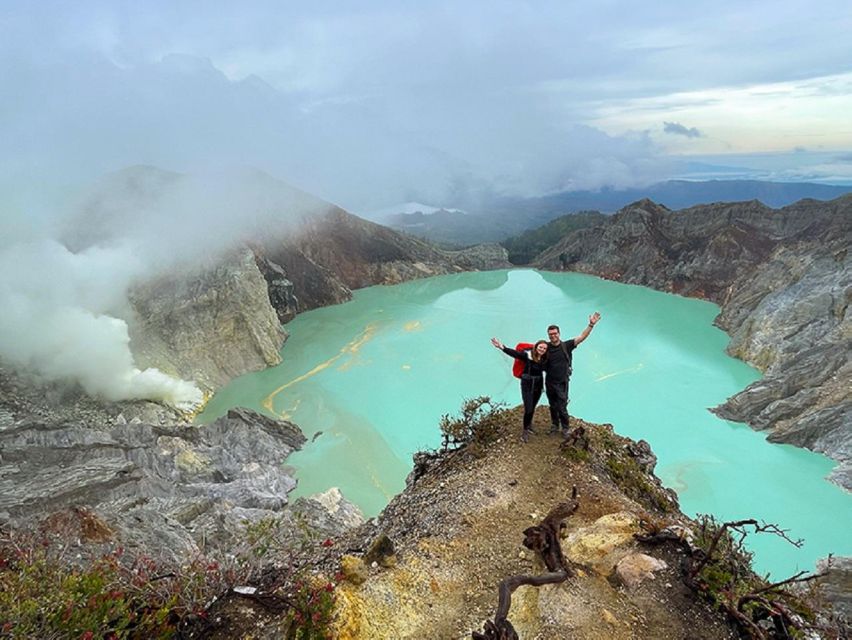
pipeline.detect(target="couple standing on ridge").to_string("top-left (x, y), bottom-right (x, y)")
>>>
top-left (491, 312), bottom-right (601, 442)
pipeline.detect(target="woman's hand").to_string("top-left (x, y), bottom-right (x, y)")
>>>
top-left (589, 311), bottom-right (601, 326)
top-left (491, 337), bottom-right (503, 350)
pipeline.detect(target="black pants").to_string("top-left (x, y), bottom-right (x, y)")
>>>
top-left (545, 379), bottom-right (570, 429)
top-left (520, 375), bottom-right (544, 430)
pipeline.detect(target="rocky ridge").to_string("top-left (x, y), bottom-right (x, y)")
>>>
top-left (0, 366), bottom-right (363, 560)
top-left (205, 408), bottom-right (848, 639)
top-left (254, 206), bottom-right (510, 321)
top-left (534, 196), bottom-right (851, 489)
top-left (129, 248), bottom-right (288, 392)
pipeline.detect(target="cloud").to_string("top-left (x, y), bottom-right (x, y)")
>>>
top-left (0, 48), bottom-right (675, 213)
top-left (664, 121), bottom-right (703, 138)
top-left (3, 1), bottom-right (851, 209)
top-left (0, 165), bottom-right (328, 408)
top-left (1, 0), bottom-right (850, 404)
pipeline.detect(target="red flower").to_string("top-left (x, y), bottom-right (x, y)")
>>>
top-left (81, 632), bottom-right (95, 640)
top-left (321, 538), bottom-right (334, 547)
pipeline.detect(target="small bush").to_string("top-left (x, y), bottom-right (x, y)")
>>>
top-left (285, 576), bottom-right (339, 640)
top-left (438, 396), bottom-right (505, 453)
top-left (685, 516), bottom-right (843, 639)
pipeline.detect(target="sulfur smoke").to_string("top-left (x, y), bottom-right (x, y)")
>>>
top-left (0, 167), bottom-right (315, 409)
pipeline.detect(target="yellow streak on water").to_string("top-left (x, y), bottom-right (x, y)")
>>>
top-left (262, 323), bottom-right (380, 417)
top-left (594, 363), bottom-right (644, 382)
top-left (277, 398), bottom-right (302, 421)
top-left (403, 320), bottom-right (422, 331)
top-left (667, 463), bottom-right (691, 493)
top-left (368, 466), bottom-right (396, 501)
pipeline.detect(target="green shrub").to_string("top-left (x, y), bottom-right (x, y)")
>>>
top-left (285, 577), bottom-right (338, 640)
top-left (438, 396), bottom-right (506, 453)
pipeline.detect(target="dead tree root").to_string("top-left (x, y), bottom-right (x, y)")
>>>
top-left (472, 487), bottom-right (580, 639)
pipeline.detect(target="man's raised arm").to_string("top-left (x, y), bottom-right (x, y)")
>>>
top-left (573, 311), bottom-right (601, 346)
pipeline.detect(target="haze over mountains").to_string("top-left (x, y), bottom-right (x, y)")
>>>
top-left (377, 179), bottom-right (852, 246)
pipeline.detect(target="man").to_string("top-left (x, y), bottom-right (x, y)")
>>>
top-left (544, 312), bottom-right (601, 437)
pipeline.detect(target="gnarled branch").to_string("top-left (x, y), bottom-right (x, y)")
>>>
top-left (473, 487), bottom-right (580, 639)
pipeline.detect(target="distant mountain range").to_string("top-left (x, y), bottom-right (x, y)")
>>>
top-left (381, 180), bottom-right (852, 246)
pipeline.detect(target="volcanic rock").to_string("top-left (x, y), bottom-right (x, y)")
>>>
top-left (535, 195), bottom-right (852, 488)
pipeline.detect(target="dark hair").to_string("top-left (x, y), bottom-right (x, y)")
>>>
top-left (531, 340), bottom-right (549, 363)
top-left (547, 325), bottom-right (560, 333)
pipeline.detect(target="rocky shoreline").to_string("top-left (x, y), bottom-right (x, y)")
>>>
top-left (534, 195), bottom-right (851, 490)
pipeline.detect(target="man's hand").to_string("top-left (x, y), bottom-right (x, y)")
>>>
top-left (491, 337), bottom-right (504, 350)
top-left (575, 312), bottom-right (601, 345)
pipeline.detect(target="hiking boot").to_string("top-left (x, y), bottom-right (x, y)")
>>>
top-left (526, 426), bottom-right (538, 434)
top-left (549, 424), bottom-right (560, 435)
top-left (561, 428), bottom-right (571, 440)
top-left (521, 429), bottom-right (531, 443)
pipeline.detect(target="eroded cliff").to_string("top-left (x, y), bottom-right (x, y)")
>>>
top-left (75, 167), bottom-right (510, 394)
top-left (534, 196), bottom-right (851, 489)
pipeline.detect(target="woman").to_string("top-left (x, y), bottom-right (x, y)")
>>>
top-left (491, 338), bottom-right (549, 442)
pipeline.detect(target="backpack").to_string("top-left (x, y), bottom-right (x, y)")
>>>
top-left (512, 342), bottom-right (534, 378)
top-left (513, 341), bottom-right (573, 378)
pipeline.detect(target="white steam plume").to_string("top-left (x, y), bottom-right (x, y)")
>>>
top-left (0, 239), bottom-right (203, 409)
top-left (0, 167), bottom-right (322, 409)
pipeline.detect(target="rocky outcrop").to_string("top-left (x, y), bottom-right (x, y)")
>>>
top-left (712, 244), bottom-right (851, 488)
top-left (535, 196), bottom-right (852, 489)
top-left (0, 390), bottom-right (364, 559)
top-left (127, 249), bottom-right (288, 393)
top-left (232, 412), bottom-right (739, 639)
top-left (255, 207), bottom-right (510, 317)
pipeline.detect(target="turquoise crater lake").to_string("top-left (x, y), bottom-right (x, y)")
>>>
top-left (199, 269), bottom-right (850, 577)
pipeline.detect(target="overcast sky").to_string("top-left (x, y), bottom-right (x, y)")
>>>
top-left (1, 1), bottom-right (850, 404)
top-left (2, 0), bottom-right (851, 211)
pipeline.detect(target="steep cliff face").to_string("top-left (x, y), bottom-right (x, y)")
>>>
top-left (128, 248), bottom-right (288, 393)
top-left (535, 196), bottom-right (851, 489)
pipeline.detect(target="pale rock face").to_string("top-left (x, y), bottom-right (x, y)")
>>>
top-left (0, 406), bottom-right (318, 560)
top-left (296, 487), bottom-right (366, 533)
top-left (128, 248), bottom-right (287, 393)
top-left (562, 511), bottom-right (641, 575)
top-left (614, 553), bottom-right (668, 589)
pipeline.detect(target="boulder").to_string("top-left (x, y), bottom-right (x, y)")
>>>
top-left (614, 553), bottom-right (668, 589)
